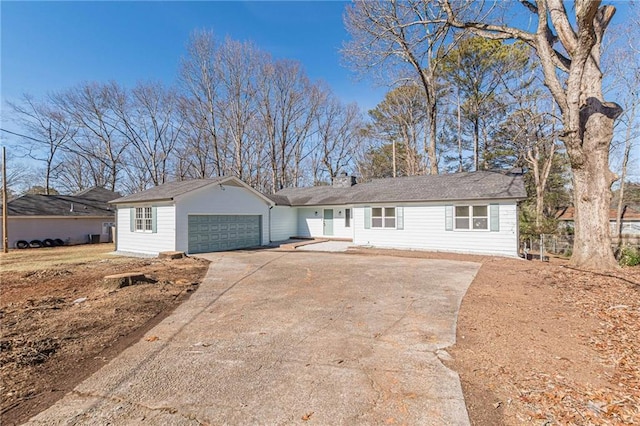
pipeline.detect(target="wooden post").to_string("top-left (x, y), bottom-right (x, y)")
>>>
top-left (2, 147), bottom-right (8, 253)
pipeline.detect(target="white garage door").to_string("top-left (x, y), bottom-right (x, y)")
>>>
top-left (188, 215), bottom-right (261, 254)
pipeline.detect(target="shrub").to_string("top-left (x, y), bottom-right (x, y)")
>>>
top-left (618, 245), bottom-right (640, 267)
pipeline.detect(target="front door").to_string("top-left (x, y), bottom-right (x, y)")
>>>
top-left (323, 209), bottom-right (334, 236)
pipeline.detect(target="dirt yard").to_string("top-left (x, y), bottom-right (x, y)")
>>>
top-left (0, 244), bottom-right (209, 426)
top-left (352, 248), bottom-right (640, 425)
top-left (2, 244), bottom-right (638, 425)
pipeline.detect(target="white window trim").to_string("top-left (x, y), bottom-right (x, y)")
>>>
top-left (453, 204), bottom-right (490, 231)
top-left (371, 206), bottom-right (397, 229)
top-left (134, 206), bottom-right (154, 233)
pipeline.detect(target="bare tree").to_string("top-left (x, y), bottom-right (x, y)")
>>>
top-left (444, 0), bottom-right (623, 269)
top-left (179, 30), bottom-right (225, 176)
top-left (55, 150), bottom-right (112, 193)
top-left (495, 84), bottom-right (564, 230)
top-left (256, 59), bottom-right (319, 192)
top-left (176, 96), bottom-right (218, 180)
top-left (55, 82), bottom-right (128, 191)
top-left (608, 6), bottom-right (639, 248)
top-left (0, 148), bottom-right (34, 198)
top-left (216, 38), bottom-right (263, 181)
top-left (8, 94), bottom-right (77, 194)
top-left (315, 94), bottom-right (365, 182)
top-left (110, 82), bottom-right (184, 188)
top-left (344, 0), bottom-right (452, 174)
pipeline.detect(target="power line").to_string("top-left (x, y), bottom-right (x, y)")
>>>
top-left (0, 128), bottom-right (45, 143)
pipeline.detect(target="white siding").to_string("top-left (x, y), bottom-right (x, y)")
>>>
top-left (297, 208), bottom-right (323, 237)
top-left (174, 184), bottom-right (270, 252)
top-left (270, 206), bottom-right (297, 241)
top-left (2, 217), bottom-right (113, 247)
top-left (296, 206), bottom-right (354, 239)
top-left (353, 201), bottom-right (519, 257)
top-left (609, 220), bottom-right (640, 235)
top-left (116, 203), bottom-right (176, 255)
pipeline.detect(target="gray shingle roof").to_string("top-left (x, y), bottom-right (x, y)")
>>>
top-left (3, 188), bottom-right (120, 217)
top-left (110, 178), bottom-right (227, 204)
top-left (274, 171), bottom-right (527, 206)
top-left (265, 194), bottom-right (292, 206)
top-left (73, 186), bottom-right (121, 202)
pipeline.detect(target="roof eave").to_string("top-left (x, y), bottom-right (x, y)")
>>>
top-left (286, 195), bottom-right (526, 207)
top-left (7, 215), bottom-right (115, 219)
top-left (110, 197), bottom-right (175, 205)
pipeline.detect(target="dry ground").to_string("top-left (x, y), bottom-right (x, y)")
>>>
top-left (2, 244), bottom-right (639, 425)
top-left (0, 244), bottom-right (209, 426)
top-left (352, 248), bottom-right (640, 425)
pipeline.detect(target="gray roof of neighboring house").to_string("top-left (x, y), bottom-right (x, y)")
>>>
top-left (73, 186), bottom-right (121, 202)
top-left (110, 178), bottom-right (227, 204)
top-left (2, 187), bottom-right (120, 217)
top-left (272, 171), bottom-right (527, 206)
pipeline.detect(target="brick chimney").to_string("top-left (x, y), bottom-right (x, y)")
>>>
top-left (332, 172), bottom-right (357, 188)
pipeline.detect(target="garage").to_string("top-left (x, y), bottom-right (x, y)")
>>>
top-left (188, 215), bottom-right (261, 254)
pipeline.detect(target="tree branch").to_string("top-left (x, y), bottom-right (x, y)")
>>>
top-left (548, 0), bottom-right (578, 54)
top-left (442, 0), bottom-right (536, 42)
top-left (519, 0), bottom-right (538, 14)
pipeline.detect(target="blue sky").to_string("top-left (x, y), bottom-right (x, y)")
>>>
top-left (1, 1), bottom-right (385, 117)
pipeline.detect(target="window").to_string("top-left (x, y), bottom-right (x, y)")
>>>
top-left (345, 208), bottom-right (351, 228)
top-left (135, 207), bottom-right (153, 232)
top-left (372, 207), bottom-right (396, 228)
top-left (454, 205), bottom-right (488, 230)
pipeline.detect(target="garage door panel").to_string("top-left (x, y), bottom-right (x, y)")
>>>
top-left (188, 215), bottom-right (261, 254)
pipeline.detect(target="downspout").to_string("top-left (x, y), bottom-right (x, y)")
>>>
top-left (268, 205), bottom-right (273, 243)
top-left (516, 201), bottom-right (521, 257)
top-left (114, 206), bottom-right (118, 251)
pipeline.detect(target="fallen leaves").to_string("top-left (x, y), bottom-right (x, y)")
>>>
top-left (518, 266), bottom-right (640, 424)
top-left (451, 256), bottom-right (640, 426)
top-left (301, 411), bottom-right (314, 421)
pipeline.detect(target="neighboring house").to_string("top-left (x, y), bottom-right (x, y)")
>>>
top-left (0, 187), bottom-right (120, 248)
top-left (556, 205), bottom-right (640, 236)
top-left (110, 170), bottom-right (527, 257)
top-left (269, 171), bottom-right (527, 257)
top-left (109, 177), bottom-right (274, 256)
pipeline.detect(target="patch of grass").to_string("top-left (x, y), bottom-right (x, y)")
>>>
top-left (619, 245), bottom-right (640, 267)
top-left (0, 243), bottom-right (126, 272)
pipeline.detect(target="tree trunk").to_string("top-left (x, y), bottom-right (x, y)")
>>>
top-left (567, 109), bottom-right (618, 269)
top-left (615, 121), bottom-right (632, 247)
top-left (392, 140), bottom-right (397, 178)
top-left (442, 0), bottom-right (622, 270)
top-left (457, 90), bottom-right (463, 172)
top-left (473, 117), bottom-right (479, 171)
top-left (427, 101), bottom-right (438, 174)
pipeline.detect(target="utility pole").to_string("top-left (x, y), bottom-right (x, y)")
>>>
top-left (2, 146), bottom-right (8, 253)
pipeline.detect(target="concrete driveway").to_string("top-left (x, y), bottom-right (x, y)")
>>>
top-left (27, 250), bottom-right (479, 425)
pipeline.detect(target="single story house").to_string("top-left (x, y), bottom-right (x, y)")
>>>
top-left (269, 171), bottom-right (526, 257)
top-left (556, 205), bottom-right (640, 236)
top-left (0, 187), bottom-right (120, 248)
top-left (110, 171), bottom-right (527, 257)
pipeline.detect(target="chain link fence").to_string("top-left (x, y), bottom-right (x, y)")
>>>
top-left (521, 233), bottom-right (640, 261)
